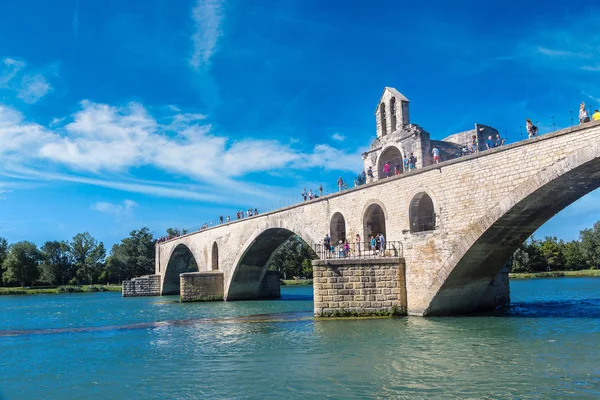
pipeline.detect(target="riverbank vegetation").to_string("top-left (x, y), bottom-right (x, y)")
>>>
top-left (510, 270), bottom-right (600, 279)
top-left (511, 221), bottom-right (600, 273)
top-left (0, 228), bottom-right (156, 289)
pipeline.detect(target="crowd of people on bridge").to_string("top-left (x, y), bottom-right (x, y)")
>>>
top-left (322, 232), bottom-right (387, 258)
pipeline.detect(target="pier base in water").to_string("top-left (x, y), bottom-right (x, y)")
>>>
top-left (180, 272), bottom-right (224, 302)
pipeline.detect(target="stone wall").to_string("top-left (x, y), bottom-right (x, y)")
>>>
top-left (154, 120), bottom-right (600, 315)
top-left (258, 270), bottom-right (281, 299)
top-left (478, 266), bottom-right (510, 311)
top-left (180, 271), bottom-right (224, 302)
top-left (122, 274), bottom-right (161, 297)
top-left (312, 258), bottom-right (406, 317)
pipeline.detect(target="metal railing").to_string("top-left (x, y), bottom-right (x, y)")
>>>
top-left (314, 241), bottom-right (403, 260)
top-left (410, 215), bottom-right (436, 233)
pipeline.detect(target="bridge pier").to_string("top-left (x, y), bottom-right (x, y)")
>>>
top-left (312, 258), bottom-right (407, 317)
top-left (180, 271), bottom-right (224, 302)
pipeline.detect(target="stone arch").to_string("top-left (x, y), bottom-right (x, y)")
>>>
top-left (421, 142), bottom-right (600, 316)
top-left (409, 192), bottom-right (436, 233)
top-left (226, 221), bottom-right (319, 301)
top-left (380, 103), bottom-right (387, 136)
top-left (363, 200), bottom-right (388, 242)
top-left (330, 212), bottom-right (346, 245)
top-left (211, 241), bottom-right (219, 271)
top-left (378, 145), bottom-right (402, 179)
top-left (390, 97), bottom-right (397, 132)
top-left (162, 243), bottom-right (199, 295)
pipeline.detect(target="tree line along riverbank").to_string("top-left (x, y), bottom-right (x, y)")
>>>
top-left (2, 220), bottom-right (600, 295)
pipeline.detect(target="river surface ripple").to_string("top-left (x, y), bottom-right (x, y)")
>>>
top-left (1, 278), bottom-right (600, 399)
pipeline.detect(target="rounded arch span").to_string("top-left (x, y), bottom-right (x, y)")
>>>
top-left (162, 243), bottom-right (199, 295)
top-left (226, 222), bottom-right (319, 301)
top-left (423, 143), bottom-right (600, 316)
top-left (409, 192), bottom-right (436, 233)
top-left (330, 212), bottom-right (346, 245)
top-left (378, 146), bottom-right (402, 179)
top-left (211, 242), bottom-right (219, 271)
top-left (362, 200), bottom-right (388, 243)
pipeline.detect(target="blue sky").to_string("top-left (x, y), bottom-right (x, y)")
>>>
top-left (1, 0), bottom-right (600, 247)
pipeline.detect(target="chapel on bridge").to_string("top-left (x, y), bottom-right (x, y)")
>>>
top-left (362, 87), bottom-right (500, 181)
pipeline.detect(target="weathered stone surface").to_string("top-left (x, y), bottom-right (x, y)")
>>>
top-left (122, 275), bottom-right (161, 297)
top-left (123, 88), bottom-right (600, 317)
top-left (180, 271), bottom-right (224, 302)
top-left (312, 258), bottom-right (406, 316)
top-left (258, 270), bottom-right (281, 299)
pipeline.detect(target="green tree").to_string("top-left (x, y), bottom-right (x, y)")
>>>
top-left (0, 237), bottom-right (8, 285)
top-left (538, 236), bottom-right (566, 271)
top-left (70, 232), bottom-right (106, 284)
top-left (105, 227), bottom-right (155, 283)
top-left (268, 236), bottom-right (317, 279)
top-left (166, 228), bottom-right (188, 236)
top-left (563, 240), bottom-right (586, 271)
top-left (40, 240), bottom-right (75, 285)
top-left (2, 241), bottom-right (41, 286)
top-left (579, 221), bottom-right (600, 269)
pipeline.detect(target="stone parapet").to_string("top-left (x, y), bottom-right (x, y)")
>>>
top-left (258, 270), bottom-right (281, 299)
top-left (312, 258), bottom-right (406, 317)
top-left (122, 274), bottom-right (161, 297)
top-left (180, 271), bottom-right (224, 302)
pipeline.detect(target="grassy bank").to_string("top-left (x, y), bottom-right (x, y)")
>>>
top-left (0, 284), bottom-right (122, 295)
top-left (509, 270), bottom-right (600, 279)
top-left (280, 279), bottom-right (313, 286)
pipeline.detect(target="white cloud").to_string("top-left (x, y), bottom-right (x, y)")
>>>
top-left (0, 98), bottom-right (361, 202)
top-left (190, 0), bottom-right (224, 70)
top-left (0, 58), bottom-right (25, 86)
top-left (0, 57), bottom-right (53, 103)
top-left (92, 199), bottom-right (137, 217)
top-left (536, 46), bottom-right (589, 59)
top-left (17, 74), bottom-right (52, 103)
top-left (331, 133), bottom-right (345, 142)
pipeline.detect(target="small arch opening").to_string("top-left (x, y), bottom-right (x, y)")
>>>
top-left (211, 242), bottom-right (219, 270)
top-left (330, 212), bottom-right (346, 245)
top-left (390, 97), bottom-right (397, 132)
top-left (380, 103), bottom-right (387, 136)
top-left (410, 193), bottom-right (436, 233)
top-left (378, 146), bottom-right (402, 179)
top-left (363, 203), bottom-right (387, 242)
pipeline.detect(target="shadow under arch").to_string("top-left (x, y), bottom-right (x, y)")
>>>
top-left (409, 192), bottom-right (436, 232)
top-left (423, 143), bottom-right (600, 316)
top-left (162, 243), bottom-right (199, 295)
top-left (363, 200), bottom-right (388, 241)
top-left (378, 145), bottom-right (402, 179)
top-left (330, 212), bottom-right (346, 245)
top-left (226, 226), bottom-right (317, 301)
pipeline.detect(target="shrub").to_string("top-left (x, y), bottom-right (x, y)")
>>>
top-left (57, 285), bottom-right (84, 293)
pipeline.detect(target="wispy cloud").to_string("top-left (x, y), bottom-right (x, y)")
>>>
top-left (331, 133), bottom-right (345, 142)
top-left (190, 0), bottom-right (225, 70)
top-left (0, 97), bottom-right (361, 203)
top-left (92, 199), bottom-right (137, 217)
top-left (0, 57), bottom-right (53, 103)
top-left (17, 74), bottom-right (52, 103)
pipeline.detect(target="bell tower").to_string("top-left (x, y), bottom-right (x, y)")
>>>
top-left (375, 87), bottom-right (410, 138)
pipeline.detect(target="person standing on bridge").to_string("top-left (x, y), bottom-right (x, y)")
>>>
top-left (485, 135), bottom-right (496, 150)
top-left (355, 233), bottom-right (361, 256)
top-left (580, 102), bottom-right (590, 123)
top-left (394, 160), bottom-right (401, 175)
top-left (367, 167), bottom-right (374, 182)
top-left (370, 235), bottom-right (377, 255)
top-left (432, 146), bottom-right (441, 164)
top-left (319, 184), bottom-right (323, 197)
top-left (403, 154), bottom-right (409, 172)
top-left (593, 109), bottom-right (600, 121)
top-left (301, 188), bottom-right (307, 201)
top-left (526, 119), bottom-right (538, 138)
top-left (495, 134), bottom-right (505, 147)
top-left (408, 153), bottom-right (417, 170)
top-left (323, 234), bottom-right (331, 258)
top-left (378, 233), bottom-right (386, 256)
top-left (383, 161), bottom-right (391, 178)
top-left (338, 177), bottom-right (344, 192)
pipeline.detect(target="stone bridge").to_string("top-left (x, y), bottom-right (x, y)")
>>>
top-left (123, 120), bottom-right (600, 316)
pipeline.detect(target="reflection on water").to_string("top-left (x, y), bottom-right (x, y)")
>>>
top-left (1, 278), bottom-right (600, 399)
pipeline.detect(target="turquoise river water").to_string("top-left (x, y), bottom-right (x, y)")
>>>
top-left (1, 277), bottom-right (600, 399)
